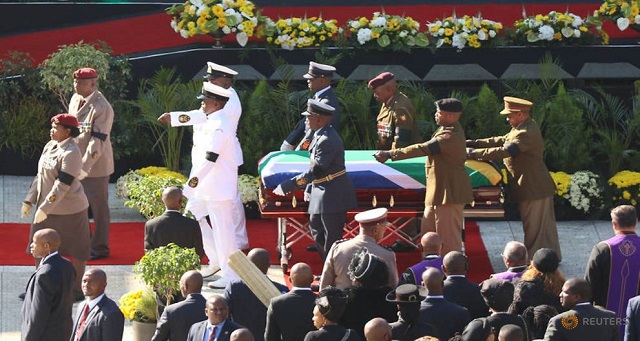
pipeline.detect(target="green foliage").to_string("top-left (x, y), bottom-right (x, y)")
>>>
top-left (40, 40), bottom-right (131, 110)
top-left (459, 84), bottom-right (507, 140)
top-left (135, 68), bottom-right (201, 171)
top-left (116, 167), bottom-right (187, 219)
top-left (133, 243), bottom-right (201, 306)
top-left (399, 81), bottom-right (438, 140)
top-left (334, 79), bottom-right (377, 149)
top-left (110, 100), bottom-right (156, 160)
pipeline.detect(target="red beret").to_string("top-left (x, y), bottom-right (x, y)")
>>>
top-left (51, 113), bottom-right (79, 127)
top-left (73, 68), bottom-right (98, 79)
top-left (368, 72), bottom-right (394, 89)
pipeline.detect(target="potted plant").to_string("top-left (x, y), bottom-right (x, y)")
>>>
top-left (119, 287), bottom-right (157, 341)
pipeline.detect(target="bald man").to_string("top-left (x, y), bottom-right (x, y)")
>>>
top-left (144, 186), bottom-right (204, 259)
top-left (364, 318), bottom-right (392, 341)
top-left (231, 328), bottom-right (255, 341)
top-left (418, 267), bottom-right (470, 341)
top-left (265, 263), bottom-right (317, 341)
top-left (491, 241), bottom-right (528, 282)
top-left (224, 248), bottom-right (288, 341)
top-left (442, 251), bottom-right (489, 319)
top-left (71, 268), bottom-right (124, 341)
top-left (153, 270), bottom-right (207, 341)
top-left (399, 232), bottom-right (444, 286)
top-left (21, 228), bottom-right (76, 341)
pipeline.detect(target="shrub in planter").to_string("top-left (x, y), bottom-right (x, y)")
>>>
top-left (119, 287), bottom-right (157, 323)
top-left (116, 166), bottom-right (187, 219)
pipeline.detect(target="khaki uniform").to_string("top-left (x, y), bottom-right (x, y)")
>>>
top-left (376, 92), bottom-right (419, 150)
top-left (390, 121), bottom-right (473, 254)
top-left (69, 90), bottom-right (114, 257)
top-left (469, 118), bottom-right (561, 259)
top-left (320, 234), bottom-right (398, 290)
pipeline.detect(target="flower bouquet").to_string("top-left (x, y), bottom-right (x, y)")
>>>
top-left (263, 16), bottom-right (341, 50)
top-left (609, 170), bottom-right (640, 207)
top-left (166, 0), bottom-right (265, 46)
top-left (345, 12), bottom-right (428, 52)
top-left (595, 0), bottom-right (640, 32)
top-left (119, 288), bottom-right (157, 323)
top-left (551, 170), bottom-right (604, 218)
top-left (425, 13), bottom-right (503, 50)
top-left (508, 11), bottom-right (606, 46)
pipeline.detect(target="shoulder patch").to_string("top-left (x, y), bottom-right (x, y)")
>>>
top-left (178, 114), bottom-right (191, 123)
top-left (91, 152), bottom-right (99, 160)
top-left (442, 133), bottom-right (451, 140)
top-left (188, 177), bottom-right (199, 188)
top-left (48, 194), bottom-right (56, 203)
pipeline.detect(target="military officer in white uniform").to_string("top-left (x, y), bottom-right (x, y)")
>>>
top-left (158, 82), bottom-right (240, 288)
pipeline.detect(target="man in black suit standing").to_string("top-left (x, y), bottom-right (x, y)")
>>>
top-left (223, 248), bottom-right (288, 340)
top-left (71, 268), bottom-right (124, 341)
top-left (153, 270), bottom-right (207, 341)
top-left (442, 251), bottom-right (489, 319)
top-left (21, 228), bottom-right (76, 341)
top-left (265, 262), bottom-right (317, 341)
top-left (187, 294), bottom-right (243, 341)
top-left (144, 186), bottom-right (204, 259)
top-left (545, 278), bottom-right (618, 340)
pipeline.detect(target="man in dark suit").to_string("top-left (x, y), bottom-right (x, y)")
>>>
top-left (442, 251), bottom-right (490, 319)
top-left (144, 186), bottom-right (204, 259)
top-left (418, 267), bottom-right (470, 341)
top-left (265, 262), bottom-right (317, 341)
top-left (545, 278), bottom-right (618, 340)
top-left (625, 295), bottom-right (640, 341)
top-left (21, 228), bottom-right (76, 341)
top-left (224, 248), bottom-right (288, 341)
top-left (274, 99), bottom-right (357, 260)
top-left (153, 270), bottom-right (207, 341)
top-left (187, 294), bottom-right (243, 341)
top-left (71, 268), bottom-right (124, 341)
top-left (280, 61), bottom-right (341, 151)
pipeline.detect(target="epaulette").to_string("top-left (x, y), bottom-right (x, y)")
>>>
top-left (334, 238), bottom-right (350, 245)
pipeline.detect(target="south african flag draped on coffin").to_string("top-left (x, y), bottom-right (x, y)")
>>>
top-left (258, 150), bottom-right (501, 189)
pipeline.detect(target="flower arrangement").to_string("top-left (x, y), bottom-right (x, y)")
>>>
top-left (550, 171), bottom-right (604, 217)
top-left (595, 0), bottom-right (640, 31)
top-left (609, 170), bottom-right (640, 207)
top-left (509, 11), bottom-right (606, 46)
top-left (345, 12), bottom-right (428, 52)
top-left (425, 14), bottom-right (503, 50)
top-left (238, 174), bottom-right (260, 207)
top-left (115, 166), bottom-right (187, 219)
top-left (263, 16), bottom-right (341, 50)
top-left (119, 288), bottom-right (157, 323)
top-left (166, 0), bottom-right (265, 46)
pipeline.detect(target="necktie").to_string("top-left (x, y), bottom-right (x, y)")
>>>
top-left (76, 303), bottom-right (90, 340)
top-left (78, 99), bottom-right (86, 111)
top-left (208, 325), bottom-right (217, 341)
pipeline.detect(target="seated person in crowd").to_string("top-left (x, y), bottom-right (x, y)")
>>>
top-left (341, 249), bottom-right (397, 337)
top-left (442, 251), bottom-right (490, 319)
top-left (491, 241), bottom-right (528, 283)
top-left (398, 232), bottom-right (443, 286)
top-left (509, 248), bottom-right (564, 315)
top-left (387, 284), bottom-right (437, 341)
top-left (364, 318), bottom-right (392, 341)
top-left (144, 186), bottom-right (204, 259)
top-left (419, 267), bottom-right (470, 340)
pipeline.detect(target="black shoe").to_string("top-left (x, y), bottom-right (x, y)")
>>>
top-left (18, 292), bottom-right (25, 301)
top-left (89, 253), bottom-right (108, 261)
top-left (74, 291), bottom-right (85, 302)
top-left (389, 241), bottom-right (415, 253)
top-left (306, 245), bottom-right (318, 252)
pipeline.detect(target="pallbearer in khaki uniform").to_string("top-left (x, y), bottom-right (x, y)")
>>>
top-left (68, 68), bottom-right (114, 260)
top-left (466, 97), bottom-right (561, 260)
top-left (374, 98), bottom-right (473, 255)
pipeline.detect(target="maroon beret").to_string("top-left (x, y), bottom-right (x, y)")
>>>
top-left (73, 68), bottom-right (98, 79)
top-left (367, 72), bottom-right (394, 89)
top-left (51, 113), bottom-right (79, 128)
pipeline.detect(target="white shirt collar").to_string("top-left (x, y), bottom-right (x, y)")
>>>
top-left (85, 293), bottom-right (105, 311)
top-left (314, 85), bottom-right (331, 98)
top-left (40, 251), bottom-right (59, 266)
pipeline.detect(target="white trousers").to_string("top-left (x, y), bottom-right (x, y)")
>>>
top-left (232, 191), bottom-right (249, 250)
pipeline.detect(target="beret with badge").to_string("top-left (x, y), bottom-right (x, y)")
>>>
top-left (435, 98), bottom-right (463, 113)
top-left (204, 61), bottom-right (238, 79)
top-left (73, 68), bottom-right (98, 79)
top-left (303, 61), bottom-right (336, 79)
top-left (51, 113), bottom-right (79, 128)
top-left (302, 98), bottom-right (335, 116)
top-left (386, 283), bottom-right (426, 304)
top-left (500, 96), bottom-right (533, 115)
top-left (197, 82), bottom-right (232, 101)
top-left (368, 72), bottom-right (394, 89)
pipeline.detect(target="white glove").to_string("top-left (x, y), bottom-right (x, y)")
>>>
top-left (78, 169), bottom-right (88, 181)
top-left (304, 191), bottom-right (311, 202)
top-left (21, 202), bottom-right (33, 218)
top-left (279, 141), bottom-right (294, 151)
top-left (273, 185), bottom-right (285, 197)
top-left (34, 209), bottom-right (47, 224)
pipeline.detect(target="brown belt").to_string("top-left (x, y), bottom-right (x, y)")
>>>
top-left (312, 169), bottom-right (347, 185)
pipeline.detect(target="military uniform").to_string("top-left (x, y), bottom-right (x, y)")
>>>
top-left (389, 120), bottom-right (473, 255)
top-left (25, 138), bottom-right (90, 261)
top-left (376, 91), bottom-right (419, 150)
top-left (468, 117), bottom-right (561, 259)
top-left (69, 76), bottom-right (114, 259)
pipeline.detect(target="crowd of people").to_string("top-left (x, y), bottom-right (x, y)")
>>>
top-left (16, 60), bottom-right (640, 341)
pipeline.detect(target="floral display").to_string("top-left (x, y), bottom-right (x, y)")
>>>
top-left (425, 14), bottom-right (503, 50)
top-left (550, 171), bottom-right (571, 197)
top-left (509, 11), bottom-right (606, 46)
top-left (166, 0), bottom-right (265, 46)
top-left (566, 171), bottom-right (603, 214)
top-left (115, 167), bottom-right (187, 219)
top-left (263, 16), bottom-right (340, 50)
top-left (119, 288), bottom-right (157, 322)
top-left (345, 12), bottom-right (428, 52)
top-left (595, 0), bottom-right (640, 31)
top-left (609, 170), bottom-right (640, 207)
top-left (238, 174), bottom-right (260, 206)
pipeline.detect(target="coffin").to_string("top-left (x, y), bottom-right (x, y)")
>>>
top-left (258, 150), bottom-right (504, 218)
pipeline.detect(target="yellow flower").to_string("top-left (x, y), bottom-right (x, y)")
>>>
top-left (212, 5), bottom-right (224, 17)
top-left (624, 191), bottom-right (632, 200)
top-left (444, 28), bottom-right (454, 36)
top-left (217, 17), bottom-right (227, 27)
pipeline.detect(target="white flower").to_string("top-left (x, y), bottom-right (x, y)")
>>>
top-left (180, 29), bottom-right (189, 38)
top-left (196, 5), bottom-right (207, 17)
top-left (222, 26), bottom-right (231, 34)
top-left (572, 16), bottom-right (583, 27)
top-left (170, 20), bottom-right (178, 32)
top-left (489, 30), bottom-right (496, 38)
top-left (189, 0), bottom-right (203, 7)
top-left (561, 27), bottom-right (574, 38)
top-left (436, 38), bottom-right (445, 48)
top-left (635, 15), bottom-right (640, 25)
top-left (452, 34), bottom-right (467, 49)
top-left (371, 16), bottom-right (387, 27)
top-left (617, 17), bottom-right (630, 31)
top-left (236, 32), bottom-right (249, 47)
top-left (478, 30), bottom-right (487, 40)
top-left (574, 29), bottom-right (581, 38)
top-left (538, 25), bottom-right (555, 40)
top-left (438, 28), bottom-right (445, 35)
top-left (357, 28), bottom-right (372, 44)
top-left (350, 20), bottom-right (360, 29)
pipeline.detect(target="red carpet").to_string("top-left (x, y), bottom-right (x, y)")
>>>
top-left (0, 220), bottom-right (493, 282)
